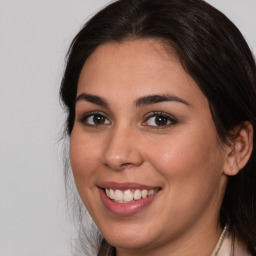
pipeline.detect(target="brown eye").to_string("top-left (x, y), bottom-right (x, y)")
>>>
top-left (154, 115), bottom-right (169, 126)
top-left (93, 115), bottom-right (106, 125)
top-left (81, 113), bottom-right (111, 126)
top-left (144, 112), bottom-right (177, 128)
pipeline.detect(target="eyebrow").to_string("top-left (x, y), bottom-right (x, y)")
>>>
top-left (135, 94), bottom-right (190, 107)
top-left (75, 93), bottom-right (190, 108)
top-left (76, 93), bottom-right (108, 107)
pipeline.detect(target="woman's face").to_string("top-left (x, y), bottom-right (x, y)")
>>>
top-left (70, 40), bottom-right (229, 254)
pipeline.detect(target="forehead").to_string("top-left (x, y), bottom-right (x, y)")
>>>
top-left (77, 39), bottom-right (207, 108)
top-left (79, 40), bottom-right (178, 81)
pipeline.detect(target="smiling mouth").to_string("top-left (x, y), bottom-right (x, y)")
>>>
top-left (104, 188), bottom-right (159, 203)
top-left (98, 182), bottom-right (162, 215)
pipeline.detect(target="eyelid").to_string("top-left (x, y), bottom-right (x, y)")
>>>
top-left (143, 111), bottom-right (178, 128)
top-left (78, 111), bottom-right (111, 126)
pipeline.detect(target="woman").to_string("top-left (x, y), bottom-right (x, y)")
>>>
top-left (60, 0), bottom-right (256, 255)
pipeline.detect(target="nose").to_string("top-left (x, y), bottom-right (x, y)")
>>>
top-left (101, 125), bottom-right (144, 170)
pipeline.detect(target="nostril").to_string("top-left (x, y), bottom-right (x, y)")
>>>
top-left (104, 162), bottom-right (135, 170)
top-left (120, 162), bottom-right (133, 168)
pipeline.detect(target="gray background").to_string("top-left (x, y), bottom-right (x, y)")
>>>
top-left (0, 1), bottom-right (255, 255)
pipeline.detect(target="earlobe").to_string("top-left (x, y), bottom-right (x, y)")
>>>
top-left (223, 121), bottom-right (253, 176)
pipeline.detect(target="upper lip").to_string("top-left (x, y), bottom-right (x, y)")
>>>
top-left (98, 181), bottom-right (160, 190)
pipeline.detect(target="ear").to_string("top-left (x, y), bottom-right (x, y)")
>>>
top-left (223, 121), bottom-right (253, 176)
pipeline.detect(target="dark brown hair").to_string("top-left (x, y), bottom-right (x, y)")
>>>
top-left (60, 0), bottom-right (256, 255)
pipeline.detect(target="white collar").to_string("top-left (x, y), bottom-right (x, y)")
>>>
top-left (218, 232), bottom-right (251, 256)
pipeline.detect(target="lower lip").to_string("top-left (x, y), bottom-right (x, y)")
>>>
top-left (99, 188), bottom-right (159, 216)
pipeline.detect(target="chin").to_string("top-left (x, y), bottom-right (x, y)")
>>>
top-left (106, 235), bottom-right (152, 252)
top-left (100, 224), bottom-right (159, 252)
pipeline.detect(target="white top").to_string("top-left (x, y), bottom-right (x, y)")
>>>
top-left (218, 233), bottom-right (252, 256)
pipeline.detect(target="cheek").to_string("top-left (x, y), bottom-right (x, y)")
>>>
top-left (147, 125), bottom-right (225, 195)
top-left (145, 131), bottom-right (225, 229)
top-left (150, 136), bottom-right (211, 174)
top-left (69, 130), bottom-right (101, 188)
top-left (69, 130), bottom-right (105, 217)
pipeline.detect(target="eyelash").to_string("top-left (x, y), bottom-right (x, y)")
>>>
top-left (143, 111), bottom-right (177, 128)
top-left (78, 111), bottom-right (177, 128)
top-left (79, 111), bottom-right (111, 127)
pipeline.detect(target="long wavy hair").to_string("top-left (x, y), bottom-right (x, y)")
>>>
top-left (60, 0), bottom-right (256, 255)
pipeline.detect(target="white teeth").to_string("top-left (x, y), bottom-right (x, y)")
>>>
top-left (123, 190), bottom-right (133, 202)
top-left (106, 189), bottom-right (110, 197)
top-left (134, 189), bottom-right (142, 200)
top-left (115, 190), bottom-right (123, 201)
top-left (141, 189), bottom-right (148, 198)
top-left (148, 189), bottom-right (154, 196)
top-left (105, 188), bottom-right (157, 203)
top-left (109, 189), bottom-right (115, 200)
